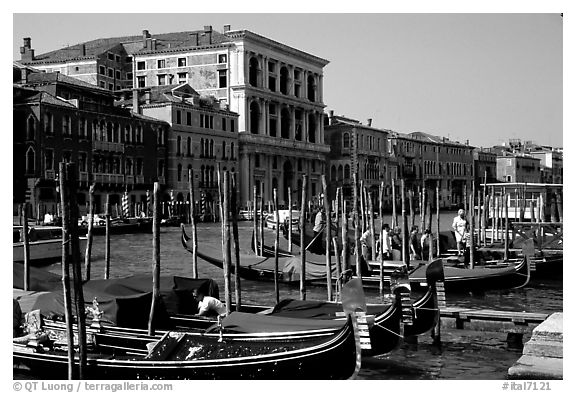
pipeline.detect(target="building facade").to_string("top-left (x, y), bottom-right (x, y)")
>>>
top-left (473, 148), bottom-right (498, 186)
top-left (13, 68), bottom-right (169, 216)
top-left (19, 25), bottom-right (331, 207)
top-left (529, 150), bottom-right (563, 184)
top-left (117, 83), bottom-right (239, 210)
top-left (496, 154), bottom-right (542, 183)
top-left (324, 113), bottom-right (393, 205)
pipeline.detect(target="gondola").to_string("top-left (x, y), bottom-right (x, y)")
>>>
top-left (13, 226), bottom-right (87, 265)
top-left (13, 312), bottom-right (360, 380)
top-left (232, 225), bottom-right (530, 293)
top-left (181, 225), bottom-right (336, 285)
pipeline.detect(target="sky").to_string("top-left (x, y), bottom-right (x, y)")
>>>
top-left (12, 13), bottom-right (563, 149)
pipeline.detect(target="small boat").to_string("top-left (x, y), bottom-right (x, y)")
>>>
top-left (77, 217), bottom-right (152, 236)
top-left (13, 312), bottom-right (360, 380)
top-left (13, 226), bottom-right (87, 265)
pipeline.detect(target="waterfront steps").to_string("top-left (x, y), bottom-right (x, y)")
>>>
top-left (508, 312), bottom-right (563, 380)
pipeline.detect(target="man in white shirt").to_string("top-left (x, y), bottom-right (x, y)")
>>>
top-left (452, 209), bottom-right (469, 256)
top-left (193, 290), bottom-right (227, 317)
top-left (381, 223), bottom-right (392, 260)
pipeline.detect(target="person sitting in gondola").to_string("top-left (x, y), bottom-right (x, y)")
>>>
top-left (193, 289), bottom-right (226, 317)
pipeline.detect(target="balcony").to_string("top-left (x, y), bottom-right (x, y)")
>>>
top-left (93, 173), bottom-right (124, 184)
top-left (45, 170), bottom-right (55, 180)
top-left (79, 172), bottom-right (89, 182)
top-left (158, 176), bottom-right (166, 185)
top-left (93, 141), bottom-right (125, 153)
top-left (136, 175), bottom-right (145, 184)
top-left (199, 182), bottom-right (218, 189)
top-left (125, 175), bottom-right (135, 185)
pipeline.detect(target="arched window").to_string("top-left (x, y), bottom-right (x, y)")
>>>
top-left (280, 66), bottom-right (289, 95)
top-left (338, 165), bottom-right (343, 180)
top-left (187, 137), bottom-right (192, 156)
top-left (230, 142), bottom-right (235, 160)
top-left (126, 159), bottom-right (133, 175)
top-left (177, 164), bottom-right (182, 182)
top-left (26, 116), bottom-right (35, 140)
top-left (249, 57), bottom-right (259, 87)
top-left (177, 136), bottom-right (181, 155)
top-left (25, 146), bottom-right (35, 174)
top-left (125, 125), bottom-right (131, 143)
top-left (222, 141), bottom-right (226, 159)
top-left (307, 74), bottom-right (315, 102)
top-left (114, 123), bottom-right (120, 142)
top-left (200, 138), bottom-right (204, 157)
top-left (44, 112), bottom-right (53, 134)
top-left (209, 140), bottom-right (214, 158)
top-left (331, 165), bottom-right (336, 181)
top-left (92, 120), bottom-right (98, 140)
top-left (200, 165), bottom-right (205, 184)
top-left (308, 114), bottom-right (316, 143)
top-left (343, 133), bottom-right (350, 148)
top-left (272, 177), bottom-right (278, 191)
top-left (158, 160), bottom-right (165, 177)
top-left (281, 107), bottom-right (291, 139)
top-left (344, 164), bottom-right (350, 179)
top-left (249, 101), bottom-right (260, 134)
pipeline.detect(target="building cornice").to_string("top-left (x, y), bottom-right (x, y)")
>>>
top-left (225, 30), bottom-right (329, 68)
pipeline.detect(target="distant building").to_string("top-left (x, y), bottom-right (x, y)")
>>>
top-left (13, 67), bottom-right (169, 216)
top-left (529, 150), bottom-right (563, 184)
top-left (116, 83), bottom-right (240, 211)
top-left (388, 132), bottom-right (474, 208)
top-left (496, 154), bottom-right (541, 183)
top-left (324, 113), bottom-right (393, 205)
top-left (473, 148), bottom-right (498, 186)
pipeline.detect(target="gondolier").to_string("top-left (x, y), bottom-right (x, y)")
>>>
top-left (452, 209), bottom-right (469, 256)
top-left (309, 207), bottom-right (326, 253)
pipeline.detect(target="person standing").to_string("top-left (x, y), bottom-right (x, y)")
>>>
top-left (409, 226), bottom-right (421, 260)
top-left (381, 223), bottom-right (392, 260)
top-left (420, 228), bottom-right (434, 261)
top-left (309, 207), bottom-right (325, 253)
top-left (452, 209), bottom-right (469, 256)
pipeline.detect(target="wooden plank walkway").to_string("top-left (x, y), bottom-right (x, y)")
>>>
top-left (440, 307), bottom-right (550, 334)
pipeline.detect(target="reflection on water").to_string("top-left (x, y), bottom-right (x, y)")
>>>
top-left (34, 222), bottom-right (562, 380)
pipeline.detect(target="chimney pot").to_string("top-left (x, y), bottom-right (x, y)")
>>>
top-left (23, 38), bottom-right (31, 48)
top-left (81, 44), bottom-right (86, 56)
top-left (132, 89), bottom-right (140, 115)
top-left (223, 24), bottom-right (231, 32)
top-left (367, 118), bottom-right (372, 127)
top-left (204, 25), bottom-right (212, 33)
top-left (142, 30), bottom-right (150, 38)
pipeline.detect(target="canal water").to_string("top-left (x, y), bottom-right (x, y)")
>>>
top-left (31, 217), bottom-right (562, 380)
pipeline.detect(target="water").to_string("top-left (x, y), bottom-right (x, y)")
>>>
top-left (32, 218), bottom-right (563, 380)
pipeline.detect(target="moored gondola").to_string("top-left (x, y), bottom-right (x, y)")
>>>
top-left (13, 312), bottom-right (360, 380)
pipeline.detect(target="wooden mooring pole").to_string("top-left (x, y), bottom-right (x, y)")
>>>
top-left (22, 203), bottom-right (30, 291)
top-left (300, 175), bottom-right (307, 300)
top-left (401, 179), bottom-right (409, 269)
top-left (67, 163), bottom-right (87, 379)
top-left (84, 184), bottom-right (94, 282)
top-left (273, 188), bottom-right (280, 305)
top-left (379, 182), bottom-right (385, 297)
top-left (260, 182), bottom-right (265, 257)
top-left (288, 186), bottom-right (293, 253)
top-left (188, 169), bottom-right (198, 278)
top-left (253, 185), bottom-right (258, 255)
top-left (334, 188), bottom-right (342, 297)
top-left (230, 173), bottom-right (241, 311)
top-left (391, 178), bottom-right (397, 229)
top-left (220, 171), bottom-right (232, 315)
top-left (148, 182), bottom-right (161, 336)
top-left (104, 194), bottom-right (111, 280)
top-left (353, 173), bottom-right (361, 281)
top-left (436, 181), bottom-right (441, 257)
top-left (322, 175), bottom-right (333, 301)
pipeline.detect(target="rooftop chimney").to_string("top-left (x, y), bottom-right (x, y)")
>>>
top-left (20, 37), bottom-right (35, 61)
top-left (328, 110), bottom-right (334, 125)
top-left (204, 25), bottom-right (213, 33)
top-left (190, 32), bottom-right (199, 46)
top-left (367, 118), bottom-right (372, 127)
top-left (223, 24), bottom-right (231, 33)
top-left (132, 89), bottom-right (140, 114)
top-left (203, 25), bottom-right (213, 45)
top-left (142, 30), bottom-right (151, 48)
top-left (81, 44), bottom-right (86, 56)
